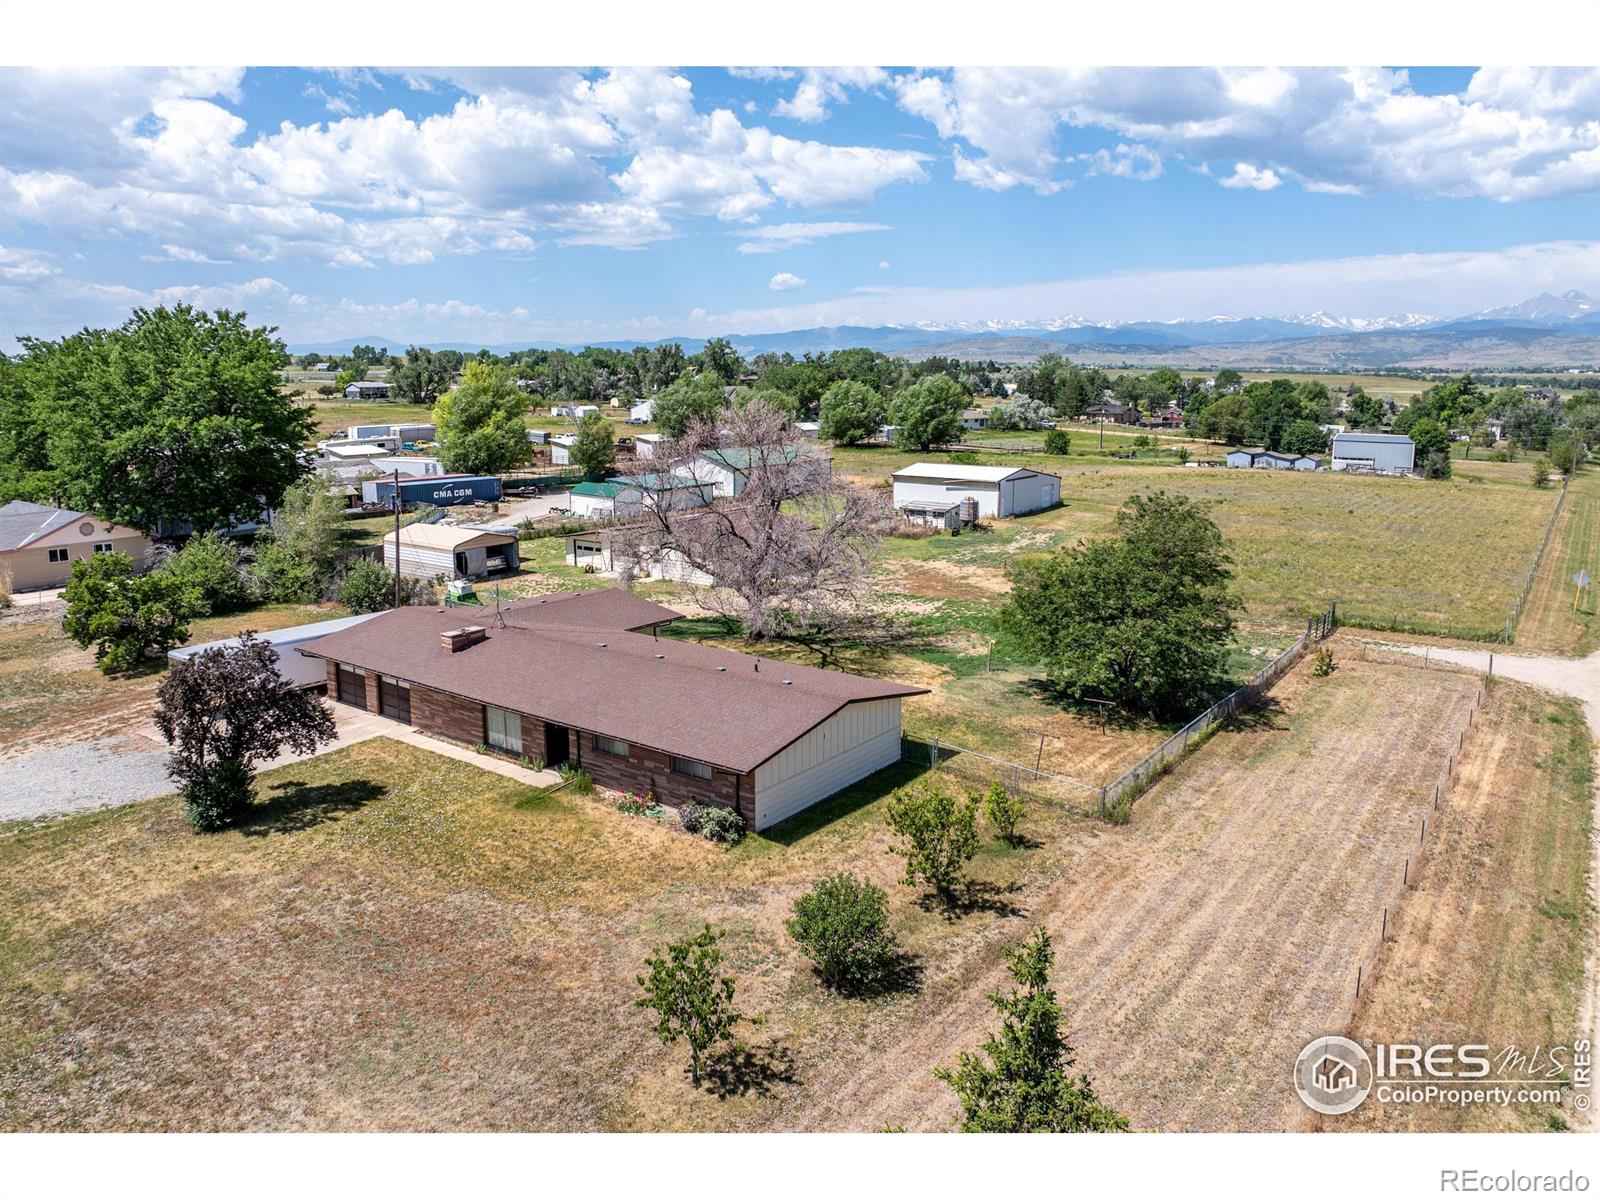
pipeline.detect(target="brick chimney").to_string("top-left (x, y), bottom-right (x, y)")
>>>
top-left (441, 625), bottom-right (488, 653)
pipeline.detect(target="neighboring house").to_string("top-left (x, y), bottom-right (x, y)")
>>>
top-left (890, 462), bottom-right (1062, 518)
top-left (1226, 448), bottom-right (1322, 471)
top-left (1083, 403), bottom-right (1136, 424)
top-left (628, 399), bottom-right (654, 424)
top-left (1484, 418), bottom-right (1506, 442)
top-left (169, 613), bottom-right (383, 688)
top-left (633, 432), bottom-right (665, 459)
top-left (320, 437), bottom-right (400, 457)
top-left (549, 404), bottom-right (600, 420)
top-left (1147, 408), bottom-right (1185, 427)
top-left (690, 445), bottom-right (829, 498)
top-left (549, 433), bottom-right (579, 465)
top-left (960, 409), bottom-right (989, 430)
top-left (382, 523), bottom-right (520, 580)
top-left (564, 526), bottom-right (717, 587)
top-left (1331, 432), bottom-right (1416, 474)
top-left (298, 589), bottom-right (928, 829)
top-left (568, 473), bottom-right (714, 520)
top-left (0, 500), bottom-right (151, 591)
top-left (361, 474), bottom-right (503, 508)
top-left (345, 381), bottom-right (392, 400)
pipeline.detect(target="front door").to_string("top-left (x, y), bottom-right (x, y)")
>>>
top-left (378, 676), bottom-right (412, 724)
top-left (544, 724), bottom-right (570, 767)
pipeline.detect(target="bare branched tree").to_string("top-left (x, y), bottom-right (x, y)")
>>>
top-left (616, 399), bottom-right (890, 641)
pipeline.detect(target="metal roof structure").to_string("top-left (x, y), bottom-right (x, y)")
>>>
top-left (891, 462), bottom-right (1061, 484)
top-left (382, 524), bottom-right (517, 551)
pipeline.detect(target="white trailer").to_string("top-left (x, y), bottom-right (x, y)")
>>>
top-left (168, 613), bottom-right (383, 689)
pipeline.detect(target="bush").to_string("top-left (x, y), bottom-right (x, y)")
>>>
top-left (1421, 450), bottom-right (1452, 480)
top-left (885, 778), bottom-right (979, 903)
top-left (1532, 457), bottom-right (1553, 488)
top-left (338, 560), bottom-right (396, 613)
top-left (1311, 645), bottom-right (1336, 677)
top-left (680, 801), bottom-right (745, 844)
top-left (0, 562), bottom-right (11, 609)
top-left (63, 551), bottom-right (199, 673)
top-left (158, 532), bottom-right (254, 615)
top-left (1043, 429), bottom-right (1071, 455)
top-left (787, 873), bottom-right (898, 992)
top-left (180, 758), bottom-right (254, 832)
top-left (947, 450), bottom-right (980, 465)
top-left (981, 781), bottom-right (1027, 845)
top-left (560, 765), bottom-right (593, 794)
top-left (251, 539), bottom-right (319, 602)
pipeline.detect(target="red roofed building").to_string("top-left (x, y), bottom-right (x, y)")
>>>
top-left (298, 589), bottom-right (926, 831)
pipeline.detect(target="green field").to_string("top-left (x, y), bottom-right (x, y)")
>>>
top-left (849, 452), bottom-right (1561, 641)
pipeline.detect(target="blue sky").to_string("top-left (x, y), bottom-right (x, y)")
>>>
top-left (1, 66), bottom-right (1596, 347)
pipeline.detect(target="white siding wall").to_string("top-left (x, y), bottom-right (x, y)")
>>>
top-left (569, 492), bottom-right (618, 519)
top-left (384, 542), bottom-right (456, 579)
top-left (753, 698), bottom-right (902, 830)
top-left (893, 478), bottom-right (999, 516)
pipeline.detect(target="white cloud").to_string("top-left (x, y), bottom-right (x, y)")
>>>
top-left (735, 220), bottom-right (890, 254)
top-left (768, 272), bottom-right (806, 291)
top-left (772, 68), bottom-right (888, 123)
top-left (893, 66), bottom-right (1600, 201)
top-left (0, 244), bottom-right (60, 282)
top-left (1081, 143), bottom-right (1163, 181)
top-left (878, 260), bottom-right (890, 269)
top-left (1220, 162), bottom-right (1282, 191)
top-left (0, 66), bottom-right (928, 267)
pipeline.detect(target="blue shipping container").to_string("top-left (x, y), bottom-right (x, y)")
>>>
top-left (361, 475), bottom-right (501, 507)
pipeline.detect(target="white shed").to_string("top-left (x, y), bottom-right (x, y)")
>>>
top-left (1332, 432), bottom-right (1415, 473)
top-left (890, 462), bottom-right (1061, 518)
top-left (383, 524), bottom-right (520, 580)
top-left (168, 613), bottom-right (383, 689)
top-left (629, 399), bottom-right (654, 424)
top-left (549, 433), bottom-right (578, 465)
top-left (633, 432), bottom-right (665, 459)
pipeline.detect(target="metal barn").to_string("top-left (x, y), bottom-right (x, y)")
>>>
top-left (890, 462), bottom-right (1061, 518)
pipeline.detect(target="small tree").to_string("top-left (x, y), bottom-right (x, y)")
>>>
top-left (885, 778), bottom-right (980, 905)
top-left (160, 531), bottom-right (253, 615)
top-left (253, 475), bottom-right (346, 601)
top-left (1043, 429), bottom-right (1071, 455)
top-left (786, 873), bottom-right (897, 992)
top-left (1421, 450), bottom-right (1453, 480)
top-left (937, 927), bottom-right (1127, 1132)
top-left (981, 781), bottom-right (1027, 845)
top-left (154, 632), bottom-right (337, 830)
top-left (571, 411), bottom-right (616, 480)
top-left (338, 560), bottom-right (395, 613)
top-left (1532, 456), bottom-right (1553, 488)
top-left (636, 924), bottom-right (745, 1086)
top-left (652, 371), bottom-right (727, 439)
top-left (64, 551), bottom-right (199, 673)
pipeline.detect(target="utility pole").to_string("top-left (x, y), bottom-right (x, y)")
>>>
top-left (392, 465), bottom-right (402, 610)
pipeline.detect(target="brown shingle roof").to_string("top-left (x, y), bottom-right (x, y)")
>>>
top-left (298, 590), bottom-right (925, 772)
top-left (501, 588), bottom-right (682, 632)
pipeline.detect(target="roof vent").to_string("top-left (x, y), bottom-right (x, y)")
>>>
top-left (716, 666), bottom-right (726, 672)
top-left (655, 653), bottom-right (665, 659)
top-left (782, 680), bottom-right (793, 685)
top-left (597, 642), bottom-right (608, 648)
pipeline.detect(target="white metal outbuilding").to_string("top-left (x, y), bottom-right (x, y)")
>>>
top-left (752, 697), bottom-right (904, 830)
top-left (167, 613), bottom-right (384, 688)
top-left (890, 462), bottom-right (1061, 518)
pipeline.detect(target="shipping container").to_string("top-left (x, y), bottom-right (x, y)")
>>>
top-left (360, 474), bottom-right (502, 508)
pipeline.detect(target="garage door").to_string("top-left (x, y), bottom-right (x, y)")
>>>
top-left (336, 666), bottom-right (367, 708)
top-left (378, 676), bottom-right (412, 724)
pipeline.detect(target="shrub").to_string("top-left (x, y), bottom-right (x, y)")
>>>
top-left (0, 562), bottom-right (11, 609)
top-left (338, 560), bottom-right (396, 613)
top-left (159, 532), bottom-right (254, 615)
top-left (1105, 791), bottom-right (1134, 825)
top-left (251, 538), bottom-right (319, 603)
top-left (1311, 645), bottom-right (1336, 677)
top-left (885, 778), bottom-right (979, 904)
top-left (616, 794), bottom-right (658, 817)
top-left (63, 551), bottom-right (200, 673)
top-left (786, 873), bottom-right (898, 992)
top-left (1532, 457), bottom-right (1553, 488)
top-left (1421, 450), bottom-right (1452, 480)
top-left (681, 801), bottom-right (745, 844)
top-left (518, 754), bottom-right (545, 772)
top-left (981, 781), bottom-right (1027, 845)
top-left (947, 450), bottom-right (980, 465)
top-left (1043, 429), bottom-right (1071, 455)
top-left (560, 765), bottom-right (593, 794)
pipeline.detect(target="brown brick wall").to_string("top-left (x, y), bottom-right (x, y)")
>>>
top-left (411, 683), bottom-right (486, 744)
top-left (576, 732), bottom-right (755, 826)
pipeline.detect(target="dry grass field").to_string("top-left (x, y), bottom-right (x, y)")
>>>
top-left (1515, 468), bottom-right (1600, 657)
top-left (7, 652), bottom-right (1571, 1133)
top-left (1339, 683), bottom-right (1594, 1133)
top-left (859, 459), bottom-right (1561, 640)
top-left (0, 603), bottom-right (344, 756)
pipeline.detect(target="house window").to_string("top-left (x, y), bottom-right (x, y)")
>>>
top-left (92, 542), bottom-right (114, 554)
top-left (47, 547), bottom-right (69, 563)
top-left (671, 756), bottom-right (713, 780)
top-left (593, 735), bottom-right (630, 758)
top-left (486, 706), bottom-right (523, 755)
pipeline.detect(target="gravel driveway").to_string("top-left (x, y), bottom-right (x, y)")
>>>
top-left (0, 738), bottom-right (173, 822)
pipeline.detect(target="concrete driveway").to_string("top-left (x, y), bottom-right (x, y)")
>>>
top-left (495, 491), bottom-right (573, 523)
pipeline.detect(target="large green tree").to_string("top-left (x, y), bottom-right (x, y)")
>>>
top-left (63, 551), bottom-right (200, 674)
top-left (651, 371), bottom-right (727, 438)
top-left (391, 346), bottom-right (457, 405)
top-left (1000, 492), bottom-right (1242, 717)
top-left (3, 306), bottom-right (310, 532)
top-left (890, 374), bottom-right (967, 450)
top-left (571, 411), bottom-right (616, 480)
top-left (936, 928), bottom-right (1128, 1132)
top-left (433, 362), bottom-right (531, 476)
top-left (817, 380), bottom-right (886, 445)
